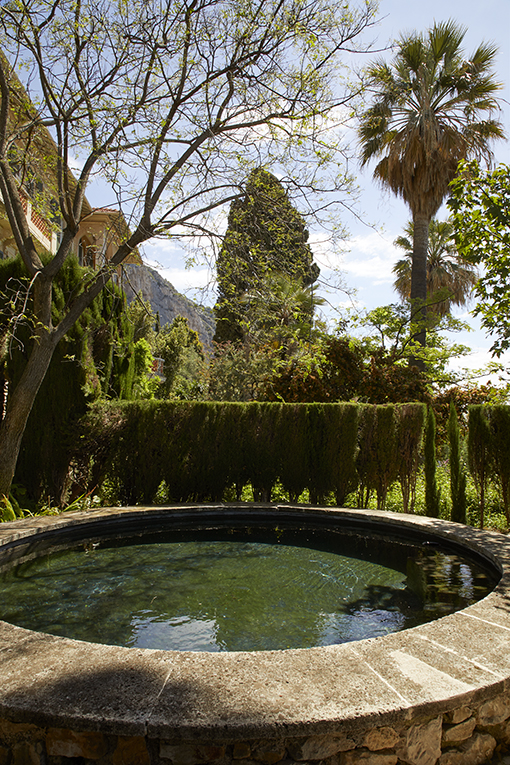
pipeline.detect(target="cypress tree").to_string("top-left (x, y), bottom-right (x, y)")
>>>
top-left (0, 256), bottom-right (130, 504)
top-left (468, 405), bottom-right (493, 529)
top-left (374, 405), bottom-right (399, 510)
top-left (488, 406), bottom-right (510, 526)
top-left (213, 168), bottom-right (319, 344)
top-left (356, 405), bottom-right (378, 508)
top-left (424, 406), bottom-right (441, 518)
top-left (278, 404), bottom-right (309, 501)
top-left (333, 404), bottom-right (359, 506)
top-left (449, 401), bottom-right (467, 524)
top-left (396, 403), bottom-right (426, 514)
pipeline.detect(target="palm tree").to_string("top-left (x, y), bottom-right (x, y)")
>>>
top-left (358, 21), bottom-right (504, 359)
top-left (393, 219), bottom-right (478, 321)
top-left (241, 272), bottom-right (324, 355)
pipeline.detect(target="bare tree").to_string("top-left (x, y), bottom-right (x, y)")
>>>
top-left (0, 0), bottom-right (376, 496)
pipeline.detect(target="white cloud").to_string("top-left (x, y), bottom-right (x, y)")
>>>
top-left (68, 155), bottom-right (85, 173)
top-left (340, 232), bottom-right (398, 283)
top-left (144, 259), bottom-right (214, 297)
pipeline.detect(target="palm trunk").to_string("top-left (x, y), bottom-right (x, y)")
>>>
top-left (0, 334), bottom-right (55, 497)
top-left (409, 214), bottom-right (430, 368)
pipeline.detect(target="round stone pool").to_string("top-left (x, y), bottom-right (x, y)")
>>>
top-left (0, 505), bottom-right (509, 765)
top-left (0, 512), bottom-right (498, 653)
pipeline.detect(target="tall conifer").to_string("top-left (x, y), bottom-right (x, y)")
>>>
top-left (214, 168), bottom-right (319, 344)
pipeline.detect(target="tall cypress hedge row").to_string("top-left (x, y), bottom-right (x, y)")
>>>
top-left (278, 405), bottom-right (309, 501)
top-left (468, 405), bottom-right (493, 529)
top-left (79, 401), bottom-right (426, 508)
top-left (396, 403), bottom-right (426, 514)
top-left (486, 406), bottom-right (510, 525)
top-left (449, 402), bottom-right (467, 525)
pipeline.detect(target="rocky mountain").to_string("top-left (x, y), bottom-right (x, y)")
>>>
top-left (121, 263), bottom-right (215, 349)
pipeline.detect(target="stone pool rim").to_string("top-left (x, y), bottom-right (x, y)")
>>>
top-left (1, 504), bottom-right (510, 746)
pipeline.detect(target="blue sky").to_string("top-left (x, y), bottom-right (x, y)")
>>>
top-left (140, 0), bottom-right (510, 380)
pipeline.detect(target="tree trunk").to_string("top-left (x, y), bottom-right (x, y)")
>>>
top-left (0, 333), bottom-right (56, 497)
top-left (409, 213), bottom-right (430, 368)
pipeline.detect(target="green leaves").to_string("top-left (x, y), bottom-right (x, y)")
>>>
top-left (213, 168), bottom-right (320, 345)
top-left (358, 20), bottom-right (504, 222)
top-left (448, 161), bottom-right (510, 356)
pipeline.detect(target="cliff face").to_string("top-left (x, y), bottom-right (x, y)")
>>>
top-left (121, 263), bottom-right (215, 349)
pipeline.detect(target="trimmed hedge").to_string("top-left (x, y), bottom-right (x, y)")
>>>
top-left (78, 401), bottom-right (426, 507)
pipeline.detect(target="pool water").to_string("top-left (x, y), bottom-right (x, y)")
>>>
top-left (0, 532), bottom-right (496, 652)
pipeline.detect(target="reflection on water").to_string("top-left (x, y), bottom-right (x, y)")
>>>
top-left (0, 531), bottom-right (497, 652)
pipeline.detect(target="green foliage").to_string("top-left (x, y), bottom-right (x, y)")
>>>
top-left (424, 406), bottom-right (441, 518)
top-left (468, 405), bottom-right (493, 529)
top-left (449, 162), bottom-right (510, 356)
top-left (449, 402), bottom-right (467, 524)
top-left (207, 341), bottom-right (277, 402)
top-left (373, 405), bottom-right (400, 510)
top-left (77, 402), bottom-right (416, 509)
top-left (393, 218), bottom-right (478, 320)
top-left (0, 495), bottom-right (17, 522)
top-left (332, 404), bottom-right (360, 506)
top-left (432, 384), bottom-right (505, 444)
top-left (0, 256), bottom-right (134, 504)
top-left (352, 303), bottom-right (471, 388)
top-left (396, 404), bottom-right (426, 514)
top-left (263, 337), bottom-right (363, 403)
top-left (154, 316), bottom-right (205, 400)
top-left (8, 399), bottom-right (510, 530)
top-left (122, 299), bottom-right (206, 401)
top-left (355, 405), bottom-right (405, 510)
top-left (487, 406), bottom-right (510, 525)
top-left (355, 405), bottom-right (377, 508)
top-left (277, 404), bottom-right (310, 501)
top-left (214, 168), bottom-right (319, 344)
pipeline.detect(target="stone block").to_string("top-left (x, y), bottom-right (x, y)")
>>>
top-left (438, 731), bottom-right (497, 765)
top-left (362, 727), bottom-right (400, 751)
top-left (477, 694), bottom-right (510, 726)
top-left (46, 727), bottom-right (109, 759)
top-left (251, 739), bottom-right (287, 763)
top-left (441, 718), bottom-right (476, 746)
top-left (479, 718), bottom-right (510, 744)
top-left (159, 742), bottom-right (226, 763)
top-left (396, 716), bottom-right (442, 765)
top-left (233, 742), bottom-right (252, 760)
top-left (112, 735), bottom-right (151, 765)
top-left (11, 742), bottom-right (39, 765)
top-left (287, 734), bottom-right (355, 760)
top-left (340, 750), bottom-right (398, 765)
top-left (0, 719), bottom-right (44, 745)
top-left (443, 707), bottom-right (472, 725)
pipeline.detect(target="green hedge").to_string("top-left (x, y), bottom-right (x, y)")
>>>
top-left (78, 401), bottom-right (426, 507)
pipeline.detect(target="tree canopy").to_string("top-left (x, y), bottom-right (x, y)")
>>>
top-left (449, 161), bottom-right (510, 356)
top-left (0, 0), bottom-right (377, 496)
top-left (214, 168), bottom-right (320, 344)
top-left (358, 20), bottom-right (504, 355)
top-left (393, 219), bottom-right (478, 320)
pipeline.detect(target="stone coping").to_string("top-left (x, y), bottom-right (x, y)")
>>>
top-left (0, 505), bottom-right (509, 744)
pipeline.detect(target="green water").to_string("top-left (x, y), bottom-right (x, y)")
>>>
top-left (0, 536), bottom-right (495, 652)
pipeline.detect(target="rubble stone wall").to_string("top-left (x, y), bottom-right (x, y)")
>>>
top-left (2, 691), bottom-right (510, 765)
